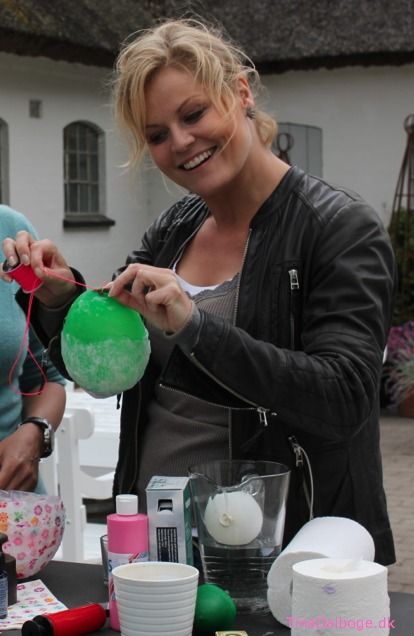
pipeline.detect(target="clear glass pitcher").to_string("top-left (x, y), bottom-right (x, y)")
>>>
top-left (189, 460), bottom-right (290, 613)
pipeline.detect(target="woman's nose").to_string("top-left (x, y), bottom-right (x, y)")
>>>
top-left (170, 125), bottom-right (194, 151)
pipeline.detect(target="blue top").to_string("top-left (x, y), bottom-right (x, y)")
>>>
top-left (0, 205), bottom-right (65, 445)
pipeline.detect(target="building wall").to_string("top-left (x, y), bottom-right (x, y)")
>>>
top-left (0, 52), bottom-right (178, 283)
top-left (263, 63), bottom-right (413, 225)
top-left (1, 52), bottom-right (412, 283)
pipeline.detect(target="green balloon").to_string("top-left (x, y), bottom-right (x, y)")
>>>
top-left (61, 289), bottom-right (150, 395)
top-left (194, 583), bottom-right (237, 633)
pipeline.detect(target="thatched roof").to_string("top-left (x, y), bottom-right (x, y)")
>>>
top-left (1, 0), bottom-right (413, 72)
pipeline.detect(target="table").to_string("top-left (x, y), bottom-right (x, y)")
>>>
top-left (10, 560), bottom-right (414, 635)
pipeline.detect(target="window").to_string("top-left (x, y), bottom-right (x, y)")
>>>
top-left (0, 119), bottom-right (9, 204)
top-left (63, 121), bottom-right (114, 227)
top-left (273, 123), bottom-right (323, 177)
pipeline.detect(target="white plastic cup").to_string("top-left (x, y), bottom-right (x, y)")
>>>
top-left (112, 561), bottom-right (199, 636)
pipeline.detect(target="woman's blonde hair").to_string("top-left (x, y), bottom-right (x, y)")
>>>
top-left (114, 19), bottom-right (277, 168)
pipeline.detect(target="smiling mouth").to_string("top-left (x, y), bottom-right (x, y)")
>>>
top-left (181, 148), bottom-right (215, 171)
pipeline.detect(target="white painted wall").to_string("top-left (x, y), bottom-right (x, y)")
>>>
top-left (262, 63), bottom-right (413, 225)
top-left (0, 52), bottom-right (178, 283)
top-left (1, 52), bottom-right (412, 285)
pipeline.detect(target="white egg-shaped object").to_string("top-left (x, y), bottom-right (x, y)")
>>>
top-left (204, 491), bottom-right (264, 545)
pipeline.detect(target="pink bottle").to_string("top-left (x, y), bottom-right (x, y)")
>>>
top-left (107, 494), bottom-right (149, 631)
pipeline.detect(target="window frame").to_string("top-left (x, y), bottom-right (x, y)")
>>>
top-left (63, 121), bottom-right (114, 228)
top-left (0, 119), bottom-right (10, 204)
top-left (273, 122), bottom-right (323, 177)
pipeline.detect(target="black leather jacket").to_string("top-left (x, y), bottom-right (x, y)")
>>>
top-left (114, 166), bottom-right (396, 565)
top-left (22, 166), bottom-right (396, 564)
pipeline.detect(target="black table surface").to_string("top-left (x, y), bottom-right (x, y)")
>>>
top-left (11, 560), bottom-right (414, 635)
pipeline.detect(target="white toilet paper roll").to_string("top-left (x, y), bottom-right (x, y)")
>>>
top-left (266, 516), bottom-right (375, 626)
top-left (291, 558), bottom-right (390, 636)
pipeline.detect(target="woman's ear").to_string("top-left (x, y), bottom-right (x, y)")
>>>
top-left (236, 76), bottom-right (255, 112)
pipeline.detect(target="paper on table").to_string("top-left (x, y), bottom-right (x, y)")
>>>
top-left (266, 516), bottom-right (375, 627)
top-left (291, 558), bottom-right (390, 636)
top-left (0, 579), bottom-right (67, 631)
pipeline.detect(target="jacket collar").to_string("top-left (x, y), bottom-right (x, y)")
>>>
top-left (249, 165), bottom-right (305, 229)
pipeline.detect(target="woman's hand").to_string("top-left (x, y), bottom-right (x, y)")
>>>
top-left (0, 426), bottom-right (43, 491)
top-left (109, 264), bottom-right (194, 333)
top-left (1, 231), bottom-right (77, 306)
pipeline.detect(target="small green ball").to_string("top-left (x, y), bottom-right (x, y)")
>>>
top-left (194, 583), bottom-right (237, 633)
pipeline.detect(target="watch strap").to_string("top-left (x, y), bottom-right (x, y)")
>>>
top-left (20, 417), bottom-right (54, 458)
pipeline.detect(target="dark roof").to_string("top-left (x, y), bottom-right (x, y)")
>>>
top-left (1, 0), bottom-right (414, 72)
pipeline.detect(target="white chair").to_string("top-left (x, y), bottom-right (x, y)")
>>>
top-left (40, 407), bottom-right (115, 562)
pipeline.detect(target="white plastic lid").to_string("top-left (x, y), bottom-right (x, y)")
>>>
top-left (116, 494), bottom-right (138, 515)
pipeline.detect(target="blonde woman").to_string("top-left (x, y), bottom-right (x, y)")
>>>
top-left (1, 20), bottom-right (395, 565)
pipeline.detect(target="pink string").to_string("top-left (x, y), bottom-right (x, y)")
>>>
top-left (42, 267), bottom-right (110, 291)
top-left (8, 291), bottom-right (46, 396)
top-left (9, 267), bottom-right (110, 396)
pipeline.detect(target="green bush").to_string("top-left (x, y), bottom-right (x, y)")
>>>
top-left (388, 208), bottom-right (414, 325)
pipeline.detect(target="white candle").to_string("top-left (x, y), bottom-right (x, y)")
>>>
top-left (204, 490), bottom-right (263, 545)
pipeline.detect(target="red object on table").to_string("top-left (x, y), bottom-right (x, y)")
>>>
top-left (21, 602), bottom-right (107, 635)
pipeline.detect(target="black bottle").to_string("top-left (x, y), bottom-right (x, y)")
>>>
top-left (0, 533), bottom-right (16, 606)
top-left (0, 533), bottom-right (8, 619)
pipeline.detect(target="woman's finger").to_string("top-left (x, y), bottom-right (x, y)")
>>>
top-left (13, 230), bottom-right (35, 265)
top-left (109, 264), bottom-right (192, 332)
top-left (2, 234), bottom-right (28, 266)
top-left (29, 239), bottom-right (63, 277)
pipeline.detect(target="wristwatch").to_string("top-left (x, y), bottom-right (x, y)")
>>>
top-left (20, 417), bottom-right (54, 458)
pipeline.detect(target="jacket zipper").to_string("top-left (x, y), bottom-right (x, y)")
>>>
top-left (257, 406), bottom-right (269, 428)
top-left (189, 335), bottom-right (275, 423)
top-left (288, 268), bottom-right (299, 349)
top-left (288, 435), bottom-right (303, 467)
top-left (288, 434), bottom-right (314, 519)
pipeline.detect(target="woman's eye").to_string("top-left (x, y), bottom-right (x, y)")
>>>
top-left (147, 130), bottom-right (168, 145)
top-left (184, 108), bottom-right (205, 124)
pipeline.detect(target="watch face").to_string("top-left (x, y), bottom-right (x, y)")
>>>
top-left (41, 423), bottom-right (54, 458)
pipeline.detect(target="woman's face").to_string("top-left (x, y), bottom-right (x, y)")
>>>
top-left (143, 66), bottom-right (255, 198)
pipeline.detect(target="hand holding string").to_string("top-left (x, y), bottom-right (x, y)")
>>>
top-left (109, 263), bottom-right (194, 334)
top-left (2, 231), bottom-right (77, 307)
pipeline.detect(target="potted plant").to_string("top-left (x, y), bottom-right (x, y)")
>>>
top-left (384, 116), bottom-right (414, 415)
top-left (388, 207), bottom-right (414, 325)
top-left (384, 321), bottom-right (414, 416)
